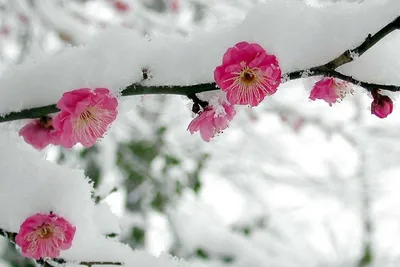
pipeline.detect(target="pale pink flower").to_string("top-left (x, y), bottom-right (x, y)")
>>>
top-left (214, 41), bottom-right (281, 107)
top-left (15, 213), bottom-right (76, 260)
top-left (188, 103), bottom-right (236, 142)
top-left (371, 90), bottom-right (393, 118)
top-left (19, 116), bottom-right (61, 150)
top-left (309, 77), bottom-right (353, 106)
top-left (53, 88), bottom-right (118, 148)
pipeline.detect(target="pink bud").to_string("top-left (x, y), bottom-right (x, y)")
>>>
top-left (114, 1), bottom-right (130, 12)
top-left (371, 91), bottom-right (393, 119)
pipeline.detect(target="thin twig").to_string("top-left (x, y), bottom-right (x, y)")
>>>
top-left (324, 16), bottom-right (400, 70)
top-left (36, 259), bottom-right (56, 267)
top-left (53, 258), bottom-right (122, 266)
top-left (329, 71), bottom-right (400, 92)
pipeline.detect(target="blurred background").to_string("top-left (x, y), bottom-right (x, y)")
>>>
top-left (2, 0), bottom-right (400, 267)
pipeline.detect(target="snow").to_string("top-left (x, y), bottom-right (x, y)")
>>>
top-left (0, 0), bottom-right (400, 116)
top-left (0, 126), bottom-right (190, 266)
top-left (93, 202), bottom-right (121, 236)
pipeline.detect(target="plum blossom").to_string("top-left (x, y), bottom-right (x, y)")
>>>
top-left (19, 116), bottom-right (60, 150)
top-left (309, 77), bottom-right (353, 105)
top-left (371, 90), bottom-right (393, 118)
top-left (188, 103), bottom-right (236, 142)
top-left (214, 41), bottom-right (281, 107)
top-left (15, 213), bottom-right (76, 260)
top-left (53, 88), bottom-right (118, 148)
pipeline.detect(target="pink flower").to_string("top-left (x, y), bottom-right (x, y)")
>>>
top-left (53, 88), bottom-right (118, 148)
top-left (309, 77), bottom-right (353, 106)
top-left (19, 116), bottom-right (61, 150)
top-left (214, 41), bottom-right (281, 107)
top-left (15, 213), bottom-right (76, 260)
top-left (371, 90), bottom-right (393, 118)
top-left (188, 103), bottom-right (236, 142)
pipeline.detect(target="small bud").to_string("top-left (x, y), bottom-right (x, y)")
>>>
top-left (371, 90), bottom-right (393, 119)
top-left (114, 1), bottom-right (130, 12)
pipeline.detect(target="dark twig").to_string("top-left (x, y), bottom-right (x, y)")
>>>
top-left (53, 258), bottom-right (122, 266)
top-left (1, 15), bottom-right (400, 123)
top-left (323, 16), bottom-right (400, 70)
top-left (0, 228), bottom-right (16, 243)
top-left (187, 93), bottom-right (209, 114)
top-left (36, 259), bottom-right (56, 267)
top-left (329, 71), bottom-right (400, 92)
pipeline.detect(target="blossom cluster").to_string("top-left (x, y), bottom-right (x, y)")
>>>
top-left (18, 41), bottom-right (395, 147)
top-left (188, 41), bottom-right (281, 142)
top-left (19, 88), bottom-right (118, 150)
top-left (188, 42), bottom-right (394, 142)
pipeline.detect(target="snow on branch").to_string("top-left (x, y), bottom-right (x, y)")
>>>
top-left (0, 1), bottom-right (400, 122)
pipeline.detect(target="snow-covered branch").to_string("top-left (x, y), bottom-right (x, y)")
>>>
top-left (1, 10), bottom-right (400, 123)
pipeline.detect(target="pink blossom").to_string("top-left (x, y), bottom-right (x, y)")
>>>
top-left (188, 103), bottom-right (236, 142)
top-left (53, 88), bottom-right (118, 148)
top-left (371, 90), bottom-right (393, 118)
top-left (214, 41), bottom-right (281, 107)
top-left (309, 77), bottom-right (353, 106)
top-left (15, 213), bottom-right (76, 260)
top-left (19, 116), bottom-right (61, 150)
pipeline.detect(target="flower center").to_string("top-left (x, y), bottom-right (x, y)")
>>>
top-left (240, 67), bottom-right (256, 84)
top-left (37, 224), bottom-right (54, 239)
top-left (72, 105), bottom-right (116, 145)
top-left (79, 109), bottom-right (95, 123)
top-left (75, 107), bottom-right (97, 131)
top-left (25, 223), bottom-right (56, 243)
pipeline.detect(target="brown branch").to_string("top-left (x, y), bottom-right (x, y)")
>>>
top-left (1, 15), bottom-right (400, 123)
top-left (329, 70), bottom-right (400, 92)
top-left (324, 16), bottom-right (400, 70)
